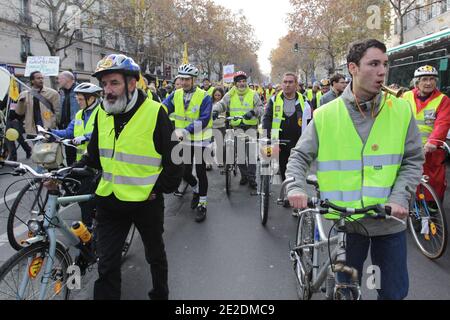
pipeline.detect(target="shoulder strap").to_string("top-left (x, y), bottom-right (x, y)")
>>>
top-left (30, 90), bottom-right (55, 114)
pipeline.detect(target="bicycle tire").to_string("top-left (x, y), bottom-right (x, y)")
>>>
top-left (0, 242), bottom-right (71, 300)
top-left (225, 164), bottom-right (231, 196)
top-left (7, 180), bottom-right (49, 251)
top-left (260, 175), bottom-right (270, 226)
top-left (122, 224), bottom-right (136, 258)
top-left (408, 182), bottom-right (448, 259)
top-left (293, 211), bottom-right (314, 300)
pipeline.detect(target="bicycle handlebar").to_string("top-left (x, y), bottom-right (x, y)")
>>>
top-left (26, 126), bottom-right (77, 149)
top-left (258, 138), bottom-right (291, 145)
top-left (217, 115), bottom-right (245, 121)
top-left (276, 177), bottom-right (405, 225)
top-left (0, 161), bottom-right (94, 181)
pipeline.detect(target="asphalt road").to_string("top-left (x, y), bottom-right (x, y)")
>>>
top-left (1, 149), bottom-right (450, 300)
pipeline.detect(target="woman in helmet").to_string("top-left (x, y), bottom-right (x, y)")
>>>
top-left (162, 63), bottom-right (213, 223)
top-left (52, 82), bottom-right (103, 154)
top-left (403, 65), bottom-right (450, 203)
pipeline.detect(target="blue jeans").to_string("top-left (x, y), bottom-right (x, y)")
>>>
top-left (337, 231), bottom-right (409, 300)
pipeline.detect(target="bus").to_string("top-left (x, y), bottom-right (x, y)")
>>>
top-left (387, 28), bottom-right (450, 96)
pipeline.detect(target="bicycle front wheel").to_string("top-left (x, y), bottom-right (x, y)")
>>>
top-left (7, 180), bottom-right (49, 251)
top-left (225, 164), bottom-right (232, 196)
top-left (408, 182), bottom-right (448, 259)
top-left (0, 242), bottom-right (71, 300)
top-left (259, 175), bottom-right (270, 226)
top-left (293, 211), bottom-right (315, 300)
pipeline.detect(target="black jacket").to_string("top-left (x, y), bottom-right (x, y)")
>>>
top-left (262, 92), bottom-right (305, 149)
top-left (78, 89), bottom-right (183, 207)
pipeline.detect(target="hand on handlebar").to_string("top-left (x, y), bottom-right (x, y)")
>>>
top-left (385, 202), bottom-right (408, 220)
top-left (175, 129), bottom-right (188, 141)
top-left (288, 192), bottom-right (309, 210)
top-left (73, 136), bottom-right (87, 146)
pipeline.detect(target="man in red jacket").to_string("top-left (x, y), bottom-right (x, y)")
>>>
top-left (403, 65), bottom-right (450, 202)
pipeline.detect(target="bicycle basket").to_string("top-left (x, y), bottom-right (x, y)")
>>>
top-left (31, 142), bottom-right (64, 169)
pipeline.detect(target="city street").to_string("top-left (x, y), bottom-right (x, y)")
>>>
top-left (1, 149), bottom-right (450, 300)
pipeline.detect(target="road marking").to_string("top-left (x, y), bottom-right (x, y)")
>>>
top-left (0, 190), bottom-right (21, 207)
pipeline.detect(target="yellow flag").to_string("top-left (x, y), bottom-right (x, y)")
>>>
top-left (9, 78), bottom-right (19, 101)
top-left (137, 73), bottom-right (147, 91)
top-left (183, 43), bottom-right (189, 64)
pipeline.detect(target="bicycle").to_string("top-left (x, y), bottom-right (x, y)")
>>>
top-left (407, 139), bottom-right (449, 260)
top-left (219, 116), bottom-right (256, 196)
top-left (0, 161), bottom-right (135, 300)
top-left (256, 138), bottom-right (290, 226)
top-left (3, 127), bottom-right (77, 250)
top-left (277, 177), bottom-right (405, 300)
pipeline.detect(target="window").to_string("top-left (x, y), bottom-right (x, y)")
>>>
top-left (442, 0), bottom-right (449, 13)
top-left (418, 49), bottom-right (447, 61)
top-left (20, 35), bottom-right (31, 62)
top-left (402, 14), bottom-right (408, 31)
top-left (99, 28), bottom-right (106, 46)
top-left (392, 56), bottom-right (413, 67)
top-left (76, 48), bottom-right (84, 70)
top-left (49, 11), bottom-right (55, 31)
top-left (20, 35), bottom-right (31, 54)
top-left (20, 0), bottom-right (30, 16)
top-left (20, 0), bottom-right (32, 25)
top-left (431, 2), bottom-right (440, 18)
top-left (115, 33), bottom-right (120, 50)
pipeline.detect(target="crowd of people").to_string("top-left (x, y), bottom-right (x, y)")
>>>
top-left (0, 37), bottom-right (449, 301)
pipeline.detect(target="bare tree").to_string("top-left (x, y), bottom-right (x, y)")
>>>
top-left (389, 0), bottom-right (445, 44)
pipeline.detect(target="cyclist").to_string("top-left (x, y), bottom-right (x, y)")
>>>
top-left (75, 54), bottom-right (183, 300)
top-left (320, 74), bottom-right (347, 106)
top-left (320, 78), bottom-right (331, 95)
top-left (286, 39), bottom-right (424, 300)
top-left (265, 83), bottom-right (276, 103)
top-left (203, 78), bottom-right (215, 97)
top-left (403, 65), bottom-right (450, 204)
top-left (52, 82), bottom-right (102, 228)
top-left (212, 71), bottom-right (263, 189)
top-left (163, 64), bottom-right (213, 223)
top-left (305, 81), bottom-right (322, 110)
top-left (262, 72), bottom-right (311, 182)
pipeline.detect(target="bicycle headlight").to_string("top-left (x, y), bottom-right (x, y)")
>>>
top-left (27, 219), bottom-right (42, 234)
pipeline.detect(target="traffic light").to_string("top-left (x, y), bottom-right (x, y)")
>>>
top-left (294, 43), bottom-right (299, 53)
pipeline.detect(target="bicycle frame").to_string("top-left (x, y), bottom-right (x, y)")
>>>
top-left (17, 192), bottom-right (94, 300)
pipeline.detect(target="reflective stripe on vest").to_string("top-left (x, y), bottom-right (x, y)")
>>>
top-left (403, 90), bottom-right (445, 145)
top-left (96, 99), bottom-right (163, 202)
top-left (173, 88), bottom-right (212, 142)
top-left (73, 105), bottom-right (99, 161)
top-left (271, 92), bottom-right (305, 140)
top-left (230, 89), bottom-right (258, 126)
top-left (314, 96), bottom-right (411, 218)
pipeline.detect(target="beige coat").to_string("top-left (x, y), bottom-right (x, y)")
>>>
top-left (16, 87), bottom-right (60, 135)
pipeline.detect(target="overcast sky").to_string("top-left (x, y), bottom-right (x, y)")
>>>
top-left (214, 0), bottom-right (292, 76)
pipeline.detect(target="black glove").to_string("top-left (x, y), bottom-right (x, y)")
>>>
top-left (243, 110), bottom-right (255, 120)
top-left (212, 111), bottom-right (219, 121)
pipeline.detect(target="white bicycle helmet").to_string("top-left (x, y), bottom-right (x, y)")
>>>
top-left (414, 65), bottom-right (439, 78)
top-left (74, 82), bottom-right (103, 95)
top-left (177, 64), bottom-right (199, 78)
